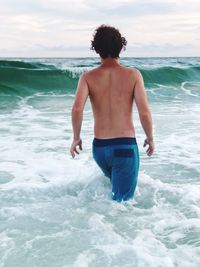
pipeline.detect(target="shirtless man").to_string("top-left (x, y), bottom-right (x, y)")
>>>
top-left (70, 24), bottom-right (154, 202)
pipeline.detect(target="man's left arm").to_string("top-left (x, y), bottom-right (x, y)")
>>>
top-left (70, 73), bottom-right (89, 158)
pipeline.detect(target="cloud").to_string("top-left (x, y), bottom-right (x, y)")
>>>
top-left (35, 44), bottom-right (89, 51)
top-left (85, 0), bottom-right (176, 17)
top-left (126, 42), bottom-right (200, 57)
top-left (0, 0), bottom-right (200, 57)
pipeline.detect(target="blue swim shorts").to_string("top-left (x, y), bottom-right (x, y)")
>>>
top-left (92, 137), bottom-right (140, 202)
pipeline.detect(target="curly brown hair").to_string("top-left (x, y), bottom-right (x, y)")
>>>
top-left (90, 24), bottom-right (127, 59)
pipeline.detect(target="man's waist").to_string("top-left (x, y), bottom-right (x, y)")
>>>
top-left (93, 136), bottom-right (137, 146)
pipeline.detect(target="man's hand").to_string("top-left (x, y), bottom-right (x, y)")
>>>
top-left (143, 138), bottom-right (155, 157)
top-left (70, 138), bottom-right (82, 158)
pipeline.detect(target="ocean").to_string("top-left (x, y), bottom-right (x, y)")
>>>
top-left (0, 57), bottom-right (199, 267)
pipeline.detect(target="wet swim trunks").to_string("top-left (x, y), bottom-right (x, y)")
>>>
top-left (92, 137), bottom-right (140, 202)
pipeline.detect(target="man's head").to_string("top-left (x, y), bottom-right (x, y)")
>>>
top-left (90, 24), bottom-right (127, 59)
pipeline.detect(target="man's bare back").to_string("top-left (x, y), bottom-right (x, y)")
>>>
top-left (85, 63), bottom-right (136, 139)
top-left (70, 58), bottom-right (154, 158)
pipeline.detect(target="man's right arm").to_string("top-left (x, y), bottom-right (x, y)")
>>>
top-left (133, 69), bottom-right (154, 156)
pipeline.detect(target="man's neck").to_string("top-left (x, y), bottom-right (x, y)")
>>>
top-left (100, 57), bottom-right (120, 67)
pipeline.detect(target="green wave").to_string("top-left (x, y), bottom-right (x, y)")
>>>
top-left (141, 66), bottom-right (200, 86)
top-left (0, 59), bottom-right (57, 70)
top-left (0, 60), bottom-right (78, 95)
top-left (0, 60), bottom-right (200, 96)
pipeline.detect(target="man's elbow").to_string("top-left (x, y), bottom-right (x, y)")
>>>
top-left (71, 105), bottom-right (83, 113)
top-left (139, 110), bottom-right (151, 120)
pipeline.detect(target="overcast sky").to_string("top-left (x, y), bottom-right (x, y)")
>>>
top-left (0, 0), bottom-right (200, 57)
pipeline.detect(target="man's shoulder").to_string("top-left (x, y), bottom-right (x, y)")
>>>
top-left (82, 67), bottom-right (100, 81)
top-left (126, 66), bottom-right (141, 76)
top-left (122, 67), bottom-right (142, 84)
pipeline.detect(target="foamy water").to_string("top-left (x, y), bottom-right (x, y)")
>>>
top-left (0, 57), bottom-right (200, 267)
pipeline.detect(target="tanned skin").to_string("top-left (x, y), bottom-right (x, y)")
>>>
top-left (70, 56), bottom-right (154, 158)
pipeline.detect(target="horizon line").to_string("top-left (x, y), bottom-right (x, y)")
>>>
top-left (0, 56), bottom-right (200, 59)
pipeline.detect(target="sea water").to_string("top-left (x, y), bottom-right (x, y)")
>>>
top-left (0, 57), bottom-right (199, 267)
